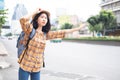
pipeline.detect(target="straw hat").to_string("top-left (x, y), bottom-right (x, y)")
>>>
top-left (32, 10), bottom-right (50, 19)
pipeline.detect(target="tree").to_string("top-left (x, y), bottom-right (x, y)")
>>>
top-left (50, 27), bottom-right (57, 31)
top-left (87, 9), bottom-right (116, 36)
top-left (60, 23), bottom-right (73, 30)
top-left (0, 9), bottom-right (8, 36)
top-left (87, 15), bottom-right (101, 36)
top-left (99, 9), bottom-right (116, 36)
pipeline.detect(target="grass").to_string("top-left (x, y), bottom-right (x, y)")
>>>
top-left (63, 36), bottom-right (120, 41)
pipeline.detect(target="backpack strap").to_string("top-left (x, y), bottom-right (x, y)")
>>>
top-left (29, 28), bottom-right (36, 39)
top-left (18, 28), bottom-right (36, 62)
top-left (26, 28), bottom-right (36, 47)
top-left (43, 32), bottom-right (46, 68)
top-left (43, 32), bottom-right (46, 40)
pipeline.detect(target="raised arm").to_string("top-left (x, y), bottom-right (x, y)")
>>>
top-left (19, 8), bottom-right (42, 34)
top-left (20, 8), bottom-right (41, 21)
top-left (64, 23), bottom-right (87, 34)
top-left (46, 23), bottom-right (87, 40)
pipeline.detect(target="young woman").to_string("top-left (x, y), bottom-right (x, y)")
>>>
top-left (18, 8), bottom-right (86, 80)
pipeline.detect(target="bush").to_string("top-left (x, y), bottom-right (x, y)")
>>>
top-left (5, 32), bottom-right (12, 36)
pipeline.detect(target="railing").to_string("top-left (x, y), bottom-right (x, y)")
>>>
top-left (101, 0), bottom-right (120, 6)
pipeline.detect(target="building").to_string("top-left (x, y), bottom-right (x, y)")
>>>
top-left (100, 0), bottom-right (120, 36)
top-left (100, 0), bottom-right (120, 26)
top-left (0, 0), bottom-right (4, 10)
top-left (11, 3), bottom-right (28, 35)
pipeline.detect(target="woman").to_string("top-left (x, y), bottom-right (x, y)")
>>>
top-left (18, 8), bottom-right (86, 80)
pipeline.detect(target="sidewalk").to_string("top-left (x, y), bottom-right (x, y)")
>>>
top-left (0, 42), bottom-right (10, 69)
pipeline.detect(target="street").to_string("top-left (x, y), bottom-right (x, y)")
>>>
top-left (0, 38), bottom-right (120, 80)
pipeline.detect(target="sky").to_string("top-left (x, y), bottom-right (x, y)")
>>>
top-left (5, 0), bottom-right (101, 21)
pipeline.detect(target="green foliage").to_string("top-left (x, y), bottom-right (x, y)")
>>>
top-left (51, 27), bottom-right (57, 31)
top-left (0, 9), bottom-right (8, 36)
top-left (87, 15), bottom-right (99, 26)
top-left (87, 15), bottom-right (101, 36)
top-left (0, 9), bottom-right (8, 14)
top-left (63, 36), bottom-right (120, 41)
top-left (5, 32), bottom-right (12, 36)
top-left (87, 9), bottom-right (116, 36)
top-left (0, 9), bottom-right (8, 25)
top-left (60, 23), bottom-right (73, 30)
top-left (99, 9), bottom-right (116, 36)
top-left (99, 9), bottom-right (116, 26)
top-left (0, 16), bottom-right (7, 25)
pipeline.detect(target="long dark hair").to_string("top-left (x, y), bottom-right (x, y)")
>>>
top-left (31, 11), bottom-right (51, 33)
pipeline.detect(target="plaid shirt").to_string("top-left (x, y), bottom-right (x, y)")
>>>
top-left (18, 18), bottom-right (65, 72)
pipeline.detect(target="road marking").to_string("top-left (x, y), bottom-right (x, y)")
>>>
top-left (41, 69), bottom-right (104, 80)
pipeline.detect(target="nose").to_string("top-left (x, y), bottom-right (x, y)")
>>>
top-left (43, 18), bottom-right (46, 21)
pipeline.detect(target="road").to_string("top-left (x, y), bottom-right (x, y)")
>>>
top-left (0, 38), bottom-right (120, 80)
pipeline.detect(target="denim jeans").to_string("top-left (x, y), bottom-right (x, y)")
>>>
top-left (19, 68), bottom-right (40, 80)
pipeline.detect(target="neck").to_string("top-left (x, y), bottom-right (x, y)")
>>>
top-left (37, 26), bottom-right (42, 31)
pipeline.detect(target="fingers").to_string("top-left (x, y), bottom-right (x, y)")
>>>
top-left (39, 8), bottom-right (41, 11)
top-left (35, 8), bottom-right (42, 13)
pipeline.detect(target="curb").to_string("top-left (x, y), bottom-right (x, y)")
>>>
top-left (0, 42), bottom-right (8, 56)
top-left (63, 40), bottom-right (120, 46)
top-left (0, 56), bottom-right (10, 69)
top-left (0, 61), bottom-right (10, 69)
top-left (0, 42), bottom-right (10, 69)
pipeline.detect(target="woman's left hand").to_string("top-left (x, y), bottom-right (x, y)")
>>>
top-left (78, 23), bottom-right (88, 30)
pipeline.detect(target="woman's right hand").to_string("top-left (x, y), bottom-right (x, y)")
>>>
top-left (35, 8), bottom-right (42, 14)
top-left (32, 8), bottom-right (42, 19)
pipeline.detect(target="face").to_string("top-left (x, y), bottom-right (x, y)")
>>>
top-left (37, 13), bottom-right (48, 27)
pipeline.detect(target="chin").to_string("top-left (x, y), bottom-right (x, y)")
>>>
top-left (43, 24), bottom-right (46, 26)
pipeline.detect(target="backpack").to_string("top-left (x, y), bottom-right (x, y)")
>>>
top-left (16, 28), bottom-right (46, 67)
top-left (16, 28), bottom-right (36, 58)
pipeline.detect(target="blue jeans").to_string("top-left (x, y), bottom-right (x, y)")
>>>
top-left (19, 68), bottom-right (40, 80)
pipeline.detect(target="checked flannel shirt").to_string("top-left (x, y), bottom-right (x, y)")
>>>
top-left (18, 18), bottom-right (65, 72)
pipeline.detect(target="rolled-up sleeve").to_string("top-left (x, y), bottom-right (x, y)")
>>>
top-left (19, 18), bottom-right (32, 35)
top-left (46, 30), bottom-right (65, 40)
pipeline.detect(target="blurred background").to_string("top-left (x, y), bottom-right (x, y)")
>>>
top-left (0, 0), bottom-right (120, 38)
top-left (1, 0), bottom-right (101, 36)
top-left (0, 0), bottom-right (120, 80)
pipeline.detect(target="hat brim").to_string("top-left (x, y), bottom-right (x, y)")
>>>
top-left (32, 10), bottom-right (50, 19)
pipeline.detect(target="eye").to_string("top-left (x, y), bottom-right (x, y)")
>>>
top-left (44, 16), bottom-right (47, 19)
top-left (40, 16), bottom-right (47, 19)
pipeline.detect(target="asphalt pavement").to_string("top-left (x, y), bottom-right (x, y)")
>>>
top-left (1, 38), bottom-right (120, 80)
top-left (0, 39), bottom-right (104, 80)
